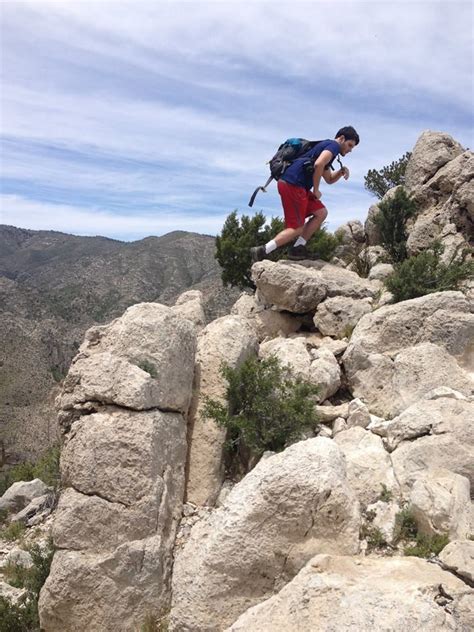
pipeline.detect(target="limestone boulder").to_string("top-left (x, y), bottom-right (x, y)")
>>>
top-left (58, 303), bottom-right (197, 417)
top-left (369, 263), bottom-right (394, 281)
top-left (170, 438), bottom-right (360, 632)
top-left (335, 220), bottom-right (366, 245)
top-left (227, 554), bottom-right (473, 631)
top-left (342, 291), bottom-right (474, 416)
top-left (251, 260), bottom-right (378, 313)
top-left (231, 293), bottom-right (301, 341)
top-left (39, 409), bottom-right (187, 631)
top-left (0, 479), bottom-right (50, 513)
top-left (439, 540), bottom-right (474, 583)
top-left (390, 399), bottom-right (474, 497)
top-left (40, 539), bottom-right (170, 632)
top-left (334, 427), bottom-right (399, 507)
top-left (186, 315), bottom-right (258, 506)
top-left (407, 149), bottom-right (473, 253)
top-left (171, 289), bottom-right (206, 330)
top-left (409, 469), bottom-right (471, 540)
top-left (259, 338), bottom-right (341, 402)
top-left (405, 130), bottom-right (464, 192)
top-left (313, 296), bottom-right (372, 338)
top-left (382, 395), bottom-right (474, 452)
top-left (346, 398), bottom-right (371, 429)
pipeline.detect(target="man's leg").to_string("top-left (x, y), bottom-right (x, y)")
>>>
top-left (251, 181), bottom-right (307, 262)
top-left (302, 206), bottom-right (328, 241)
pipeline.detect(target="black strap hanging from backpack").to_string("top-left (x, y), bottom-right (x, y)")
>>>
top-left (248, 138), bottom-right (321, 207)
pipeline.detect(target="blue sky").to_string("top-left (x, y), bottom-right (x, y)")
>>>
top-left (1, 0), bottom-right (473, 241)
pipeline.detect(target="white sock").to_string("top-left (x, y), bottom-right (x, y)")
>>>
top-left (294, 237), bottom-right (307, 247)
top-left (265, 239), bottom-right (277, 254)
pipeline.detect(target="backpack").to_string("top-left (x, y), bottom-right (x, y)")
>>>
top-left (248, 138), bottom-right (323, 207)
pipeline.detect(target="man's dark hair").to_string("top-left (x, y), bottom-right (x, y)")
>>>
top-left (335, 126), bottom-right (360, 145)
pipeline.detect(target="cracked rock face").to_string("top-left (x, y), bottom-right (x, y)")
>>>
top-left (170, 438), bottom-right (360, 632)
top-left (227, 554), bottom-right (474, 632)
top-left (342, 291), bottom-right (474, 417)
top-left (39, 304), bottom-right (195, 632)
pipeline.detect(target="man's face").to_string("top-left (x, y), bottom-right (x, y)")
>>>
top-left (340, 138), bottom-right (357, 156)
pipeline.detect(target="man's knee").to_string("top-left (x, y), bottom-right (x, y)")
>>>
top-left (319, 207), bottom-right (328, 221)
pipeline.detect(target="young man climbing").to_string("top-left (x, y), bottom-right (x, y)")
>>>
top-left (251, 126), bottom-right (360, 261)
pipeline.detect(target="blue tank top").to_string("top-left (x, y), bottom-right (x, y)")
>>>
top-left (281, 139), bottom-right (340, 190)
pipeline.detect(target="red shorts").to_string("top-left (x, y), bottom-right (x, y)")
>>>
top-left (277, 180), bottom-right (326, 229)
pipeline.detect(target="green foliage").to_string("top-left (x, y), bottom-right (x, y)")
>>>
top-left (404, 533), bottom-right (450, 558)
top-left (375, 187), bottom-right (417, 263)
top-left (306, 224), bottom-right (343, 261)
top-left (386, 242), bottom-right (474, 303)
top-left (202, 356), bottom-right (319, 472)
top-left (0, 521), bottom-right (26, 542)
top-left (0, 538), bottom-right (55, 632)
top-left (139, 612), bottom-right (169, 632)
top-left (135, 359), bottom-right (158, 378)
top-left (0, 445), bottom-right (61, 496)
top-left (379, 484), bottom-right (393, 503)
top-left (365, 152), bottom-right (412, 199)
top-left (360, 524), bottom-right (387, 550)
top-left (394, 506), bottom-right (418, 542)
top-left (215, 211), bottom-right (285, 289)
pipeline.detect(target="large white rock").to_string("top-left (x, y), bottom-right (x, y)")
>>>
top-left (439, 540), bottom-right (474, 583)
top-left (171, 289), bottom-right (206, 330)
top-left (0, 478), bottom-right (50, 513)
top-left (405, 130), bottom-right (464, 192)
top-left (313, 296), bottom-right (372, 338)
top-left (382, 396), bottom-right (474, 452)
top-left (231, 293), bottom-right (301, 341)
top-left (170, 438), bottom-right (360, 632)
top-left (186, 315), bottom-right (258, 506)
top-left (251, 260), bottom-right (379, 313)
top-left (391, 399), bottom-right (474, 497)
top-left (227, 554), bottom-right (473, 631)
top-left (58, 303), bottom-right (197, 416)
top-left (409, 469), bottom-right (471, 539)
top-left (259, 338), bottom-right (341, 402)
top-left (342, 291), bottom-right (474, 416)
top-left (39, 408), bottom-right (187, 631)
top-left (334, 427), bottom-right (399, 507)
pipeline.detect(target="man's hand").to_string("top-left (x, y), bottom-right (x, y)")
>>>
top-left (310, 190), bottom-right (322, 200)
top-left (341, 166), bottom-right (350, 181)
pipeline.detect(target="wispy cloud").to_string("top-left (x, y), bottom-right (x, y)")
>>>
top-left (1, 1), bottom-right (472, 241)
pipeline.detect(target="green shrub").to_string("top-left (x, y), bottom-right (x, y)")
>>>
top-left (365, 152), bottom-right (411, 199)
top-left (0, 445), bottom-right (61, 496)
top-left (0, 538), bottom-right (55, 632)
top-left (404, 533), bottom-right (449, 558)
top-left (394, 506), bottom-right (418, 542)
top-left (374, 187), bottom-right (417, 263)
top-left (215, 211), bottom-right (286, 289)
top-left (385, 242), bottom-right (474, 303)
top-left (202, 356), bottom-right (319, 473)
top-left (360, 524), bottom-right (387, 550)
top-left (0, 521), bottom-right (26, 542)
top-left (306, 224), bottom-right (343, 261)
top-left (379, 484), bottom-right (393, 503)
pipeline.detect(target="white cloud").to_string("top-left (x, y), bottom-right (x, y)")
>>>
top-left (1, 1), bottom-right (472, 240)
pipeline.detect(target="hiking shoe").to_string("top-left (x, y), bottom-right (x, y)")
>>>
top-left (250, 245), bottom-right (266, 263)
top-left (287, 245), bottom-right (317, 260)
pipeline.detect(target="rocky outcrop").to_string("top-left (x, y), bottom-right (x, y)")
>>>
top-left (251, 260), bottom-right (379, 313)
top-left (231, 293), bottom-right (302, 341)
top-left (185, 315), bottom-right (258, 506)
top-left (404, 131), bottom-right (472, 255)
top-left (170, 439), bottom-right (360, 632)
top-left (39, 303), bottom-right (196, 632)
top-left (342, 291), bottom-right (473, 416)
top-left (227, 554), bottom-right (473, 631)
top-left (313, 295), bottom-right (372, 338)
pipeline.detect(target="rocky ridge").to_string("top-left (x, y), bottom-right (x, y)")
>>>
top-left (0, 130), bottom-right (473, 630)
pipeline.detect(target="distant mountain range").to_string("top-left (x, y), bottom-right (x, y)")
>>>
top-left (0, 225), bottom-right (240, 469)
